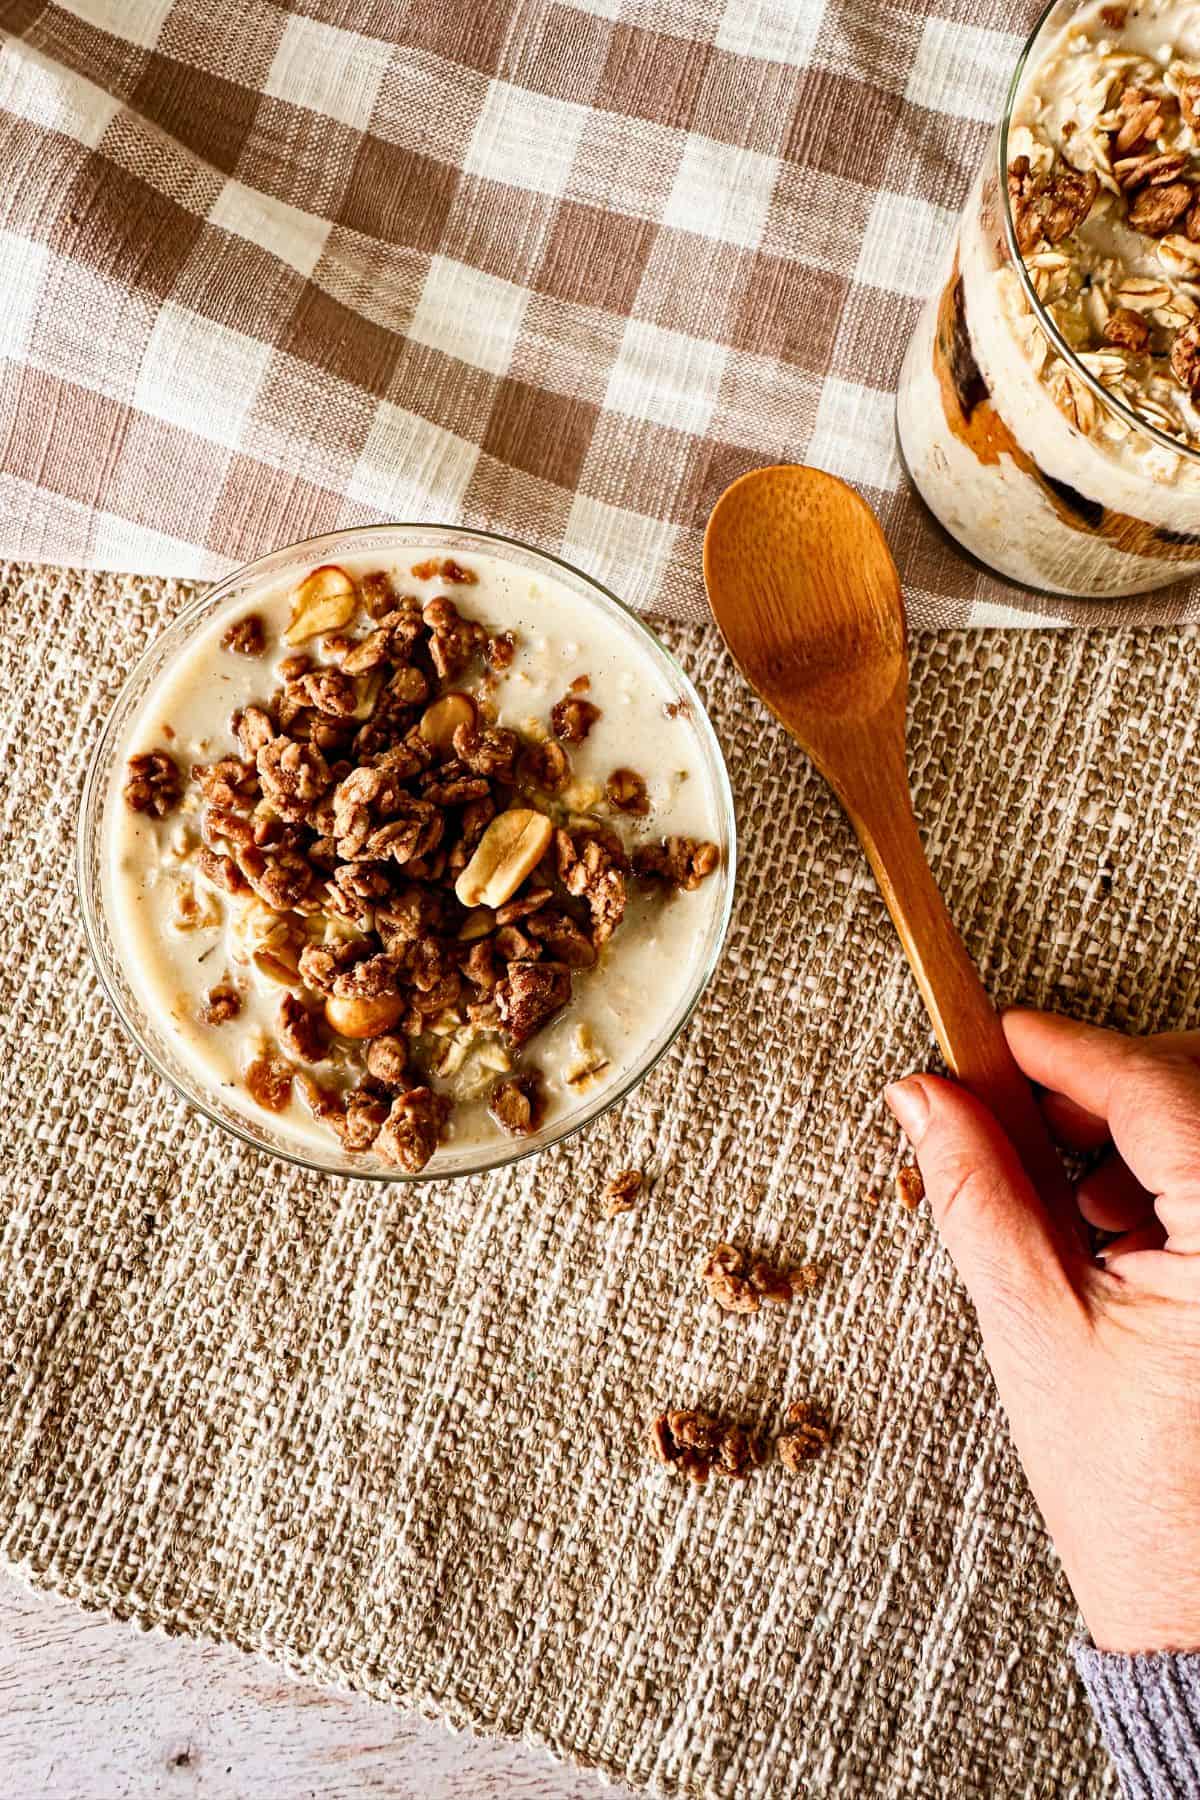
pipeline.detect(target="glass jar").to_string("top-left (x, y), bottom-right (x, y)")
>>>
top-left (896, 0), bottom-right (1200, 597)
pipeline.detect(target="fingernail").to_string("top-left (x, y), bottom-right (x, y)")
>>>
top-left (884, 1078), bottom-right (930, 1146)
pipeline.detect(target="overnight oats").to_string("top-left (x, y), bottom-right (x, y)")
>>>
top-left (85, 533), bottom-right (733, 1178)
top-left (897, 0), bottom-right (1200, 596)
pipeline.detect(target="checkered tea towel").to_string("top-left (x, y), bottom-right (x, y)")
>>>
top-left (1, 0), bottom-right (1197, 627)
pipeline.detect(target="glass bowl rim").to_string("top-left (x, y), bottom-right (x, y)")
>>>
top-left (997, 0), bottom-right (1200, 464)
top-left (77, 520), bottom-right (737, 1184)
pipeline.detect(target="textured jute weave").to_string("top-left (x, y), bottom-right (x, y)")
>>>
top-left (5, 561), bottom-right (1200, 1796)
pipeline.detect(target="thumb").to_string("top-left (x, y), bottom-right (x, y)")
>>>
top-left (885, 1074), bottom-right (1079, 1339)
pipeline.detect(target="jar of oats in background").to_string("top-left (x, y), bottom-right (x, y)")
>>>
top-left (897, 0), bottom-right (1200, 597)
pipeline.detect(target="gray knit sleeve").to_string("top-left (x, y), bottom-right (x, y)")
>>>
top-left (1075, 1643), bottom-right (1200, 1798)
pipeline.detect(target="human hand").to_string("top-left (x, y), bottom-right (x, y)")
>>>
top-left (885, 1012), bottom-right (1200, 1654)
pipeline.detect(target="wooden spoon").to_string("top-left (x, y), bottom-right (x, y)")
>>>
top-left (703, 464), bottom-right (1066, 1200)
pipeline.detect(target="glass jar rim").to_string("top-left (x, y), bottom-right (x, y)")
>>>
top-left (997, 0), bottom-right (1200, 465)
top-left (77, 521), bottom-right (738, 1183)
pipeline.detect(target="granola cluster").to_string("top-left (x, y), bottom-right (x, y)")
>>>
top-left (1005, 14), bottom-right (1200, 452)
top-left (700, 1242), bottom-right (820, 1313)
top-left (600, 1167), bottom-right (645, 1216)
top-left (651, 1400), bottom-right (832, 1484)
top-left (651, 1409), bottom-right (766, 1483)
top-left (776, 1401), bottom-right (833, 1474)
top-left (124, 560), bottom-right (719, 1172)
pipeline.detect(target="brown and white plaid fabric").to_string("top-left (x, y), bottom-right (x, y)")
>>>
top-left (0, 0), bottom-right (1197, 628)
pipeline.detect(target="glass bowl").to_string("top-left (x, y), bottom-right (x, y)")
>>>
top-left (78, 524), bottom-right (736, 1182)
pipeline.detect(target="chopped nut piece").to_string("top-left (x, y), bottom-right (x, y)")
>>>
top-left (488, 1069), bottom-right (545, 1137)
top-left (651, 1409), bottom-right (765, 1483)
top-left (776, 1401), bottom-right (832, 1473)
top-left (423, 595), bottom-right (487, 679)
top-left (632, 836), bottom-right (719, 892)
top-left (124, 749), bottom-right (182, 817)
top-left (365, 1034), bottom-right (410, 1091)
top-left (360, 570), bottom-right (400, 618)
top-left (339, 628), bottom-right (392, 675)
top-left (1171, 318), bottom-right (1200, 397)
top-left (441, 557), bottom-right (476, 584)
top-left (563, 1022), bottom-right (610, 1088)
top-left (525, 907), bottom-right (595, 968)
top-left (413, 556), bottom-right (478, 584)
top-left (520, 739), bottom-right (571, 794)
top-left (1112, 151), bottom-right (1188, 190)
top-left (201, 982), bottom-right (242, 1025)
top-left (221, 613), bottom-right (265, 656)
top-left (452, 721), bottom-right (519, 782)
top-left (277, 993), bottom-right (327, 1063)
top-left (1113, 85), bottom-right (1171, 155)
top-left (551, 693), bottom-right (602, 742)
top-left (233, 704), bottom-right (276, 759)
top-left (374, 1087), bottom-right (450, 1172)
top-left (896, 1164), bottom-right (925, 1211)
top-left (606, 768), bottom-right (650, 815)
top-left (300, 666), bottom-right (357, 718)
top-left (557, 828), bottom-right (626, 944)
top-left (419, 691), bottom-right (476, 748)
top-left (485, 631), bottom-right (516, 668)
top-left (494, 886), bottom-right (553, 926)
top-left (245, 1051), bottom-right (294, 1113)
top-left (1007, 156), bottom-right (1098, 254)
top-left (324, 991), bottom-right (407, 1040)
top-left (330, 1085), bottom-right (392, 1152)
top-left (172, 880), bottom-right (221, 932)
top-left (1102, 308), bottom-right (1151, 352)
top-left (496, 960), bottom-right (571, 1044)
top-left (284, 564), bottom-right (357, 645)
top-left (257, 736), bottom-right (331, 821)
top-left (1127, 180), bottom-right (1193, 236)
top-left (600, 1168), bottom-right (644, 1216)
top-left (457, 906), bottom-right (496, 942)
top-left (454, 808), bottom-right (554, 909)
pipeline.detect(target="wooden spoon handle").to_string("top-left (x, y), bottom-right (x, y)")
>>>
top-left (848, 789), bottom-right (1068, 1204)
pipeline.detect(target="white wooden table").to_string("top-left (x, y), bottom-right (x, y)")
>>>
top-left (0, 1575), bottom-right (626, 1798)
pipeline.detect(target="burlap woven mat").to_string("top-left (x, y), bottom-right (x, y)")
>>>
top-left (5, 561), bottom-right (1200, 1797)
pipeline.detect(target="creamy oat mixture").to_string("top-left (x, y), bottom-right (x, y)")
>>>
top-left (108, 551), bottom-right (724, 1172)
top-left (1007, 0), bottom-right (1200, 449)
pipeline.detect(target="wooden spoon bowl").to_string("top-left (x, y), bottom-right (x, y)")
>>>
top-left (704, 464), bottom-right (1066, 1200)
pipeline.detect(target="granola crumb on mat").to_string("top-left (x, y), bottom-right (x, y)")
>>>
top-left (897, 1164), bottom-right (925, 1211)
top-left (651, 1408), bottom-right (766, 1484)
top-left (776, 1401), bottom-right (833, 1474)
top-left (600, 1168), bottom-right (644, 1216)
top-left (700, 1243), bottom-right (818, 1312)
